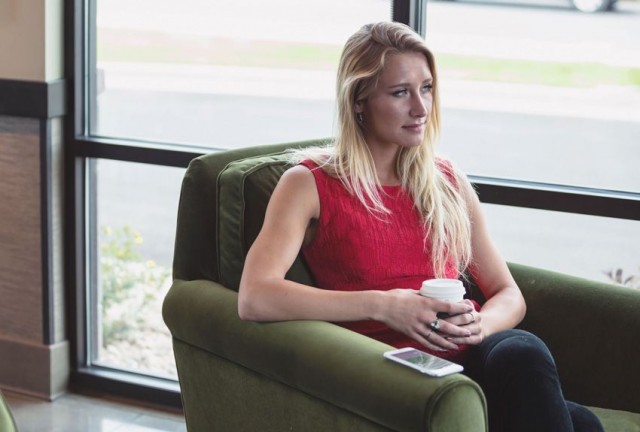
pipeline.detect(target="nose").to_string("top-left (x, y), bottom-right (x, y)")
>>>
top-left (410, 92), bottom-right (429, 118)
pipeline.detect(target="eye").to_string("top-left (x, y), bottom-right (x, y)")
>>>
top-left (392, 88), bottom-right (408, 97)
top-left (421, 83), bottom-right (434, 94)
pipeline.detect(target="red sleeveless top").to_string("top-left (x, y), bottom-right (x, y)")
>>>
top-left (300, 160), bottom-right (472, 362)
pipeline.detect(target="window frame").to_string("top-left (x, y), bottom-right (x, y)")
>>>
top-left (63, 0), bottom-right (639, 409)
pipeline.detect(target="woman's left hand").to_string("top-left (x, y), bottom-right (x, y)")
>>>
top-left (442, 299), bottom-right (485, 346)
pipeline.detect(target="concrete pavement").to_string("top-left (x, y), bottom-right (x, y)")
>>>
top-left (100, 61), bottom-right (640, 123)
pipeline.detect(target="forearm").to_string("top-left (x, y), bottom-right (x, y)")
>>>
top-left (238, 277), bottom-right (385, 323)
top-left (478, 286), bottom-right (526, 337)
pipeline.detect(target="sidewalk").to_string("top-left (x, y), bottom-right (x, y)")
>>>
top-left (100, 62), bottom-right (640, 123)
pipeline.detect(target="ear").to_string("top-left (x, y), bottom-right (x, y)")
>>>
top-left (354, 99), bottom-right (365, 113)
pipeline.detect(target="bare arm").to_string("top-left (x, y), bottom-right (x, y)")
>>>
top-left (238, 165), bottom-right (385, 322)
top-left (238, 166), bottom-right (474, 350)
top-left (446, 175), bottom-right (527, 344)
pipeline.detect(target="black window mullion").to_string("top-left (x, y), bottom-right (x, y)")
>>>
top-left (472, 177), bottom-right (640, 221)
top-left (393, 0), bottom-right (427, 35)
top-left (72, 138), bottom-right (204, 168)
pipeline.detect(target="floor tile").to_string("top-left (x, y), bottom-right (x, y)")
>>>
top-left (2, 390), bottom-right (186, 432)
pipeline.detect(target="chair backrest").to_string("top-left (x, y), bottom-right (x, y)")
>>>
top-left (172, 139), bottom-right (326, 289)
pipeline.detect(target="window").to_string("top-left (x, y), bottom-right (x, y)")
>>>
top-left (67, 0), bottom-right (638, 407)
top-left (423, 0), bottom-right (639, 278)
top-left (90, 159), bottom-right (184, 379)
top-left (68, 0), bottom-right (397, 405)
top-left (92, 0), bottom-right (393, 148)
top-left (483, 203), bottom-right (640, 285)
top-left (425, 0), bottom-right (639, 193)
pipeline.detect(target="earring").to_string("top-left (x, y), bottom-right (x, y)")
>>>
top-left (356, 112), bottom-right (364, 124)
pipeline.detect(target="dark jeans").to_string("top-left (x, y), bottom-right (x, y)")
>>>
top-left (464, 329), bottom-right (604, 432)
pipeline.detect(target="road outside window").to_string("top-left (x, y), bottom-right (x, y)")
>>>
top-left (93, 0), bottom-right (391, 148)
top-left (425, 0), bottom-right (639, 192)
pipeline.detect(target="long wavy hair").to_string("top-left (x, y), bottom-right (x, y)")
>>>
top-left (295, 21), bottom-right (471, 278)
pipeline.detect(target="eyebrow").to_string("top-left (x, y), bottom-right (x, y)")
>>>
top-left (387, 79), bottom-right (433, 89)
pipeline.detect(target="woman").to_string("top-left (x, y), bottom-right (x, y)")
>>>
top-left (238, 21), bottom-right (603, 432)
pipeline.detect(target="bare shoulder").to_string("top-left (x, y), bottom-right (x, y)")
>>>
top-left (269, 165), bottom-right (319, 219)
top-left (455, 169), bottom-right (476, 199)
top-left (437, 157), bottom-right (476, 199)
top-left (276, 165), bottom-right (317, 198)
top-left (280, 164), bottom-right (315, 184)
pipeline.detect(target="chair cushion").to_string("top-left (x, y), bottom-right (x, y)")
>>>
top-left (217, 151), bottom-right (314, 291)
top-left (590, 406), bottom-right (640, 431)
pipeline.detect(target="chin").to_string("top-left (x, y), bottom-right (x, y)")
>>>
top-left (399, 139), bottom-right (425, 149)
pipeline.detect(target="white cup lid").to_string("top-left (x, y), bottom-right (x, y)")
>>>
top-left (420, 278), bottom-right (465, 301)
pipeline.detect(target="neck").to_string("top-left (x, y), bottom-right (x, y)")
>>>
top-left (367, 142), bottom-right (401, 186)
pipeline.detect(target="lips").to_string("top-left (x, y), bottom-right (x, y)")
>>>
top-left (403, 123), bottom-right (425, 130)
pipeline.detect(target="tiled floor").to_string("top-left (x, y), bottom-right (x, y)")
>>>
top-left (3, 390), bottom-right (187, 432)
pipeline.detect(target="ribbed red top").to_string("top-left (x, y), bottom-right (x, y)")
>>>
top-left (300, 160), bottom-right (472, 362)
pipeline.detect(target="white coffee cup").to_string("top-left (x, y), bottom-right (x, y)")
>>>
top-left (419, 278), bottom-right (465, 302)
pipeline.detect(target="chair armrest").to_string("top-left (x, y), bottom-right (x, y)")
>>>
top-left (163, 279), bottom-right (486, 432)
top-left (510, 263), bottom-right (640, 413)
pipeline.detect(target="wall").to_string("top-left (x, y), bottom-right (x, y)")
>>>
top-left (0, 0), bottom-right (63, 81)
top-left (0, 0), bottom-right (68, 399)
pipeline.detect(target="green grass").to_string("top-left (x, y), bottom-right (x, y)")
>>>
top-left (98, 29), bottom-right (342, 70)
top-left (98, 29), bottom-right (640, 88)
top-left (437, 54), bottom-right (640, 88)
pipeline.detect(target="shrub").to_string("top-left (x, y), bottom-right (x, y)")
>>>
top-left (603, 267), bottom-right (640, 289)
top-left (99, 226), bottom-right (171, 349)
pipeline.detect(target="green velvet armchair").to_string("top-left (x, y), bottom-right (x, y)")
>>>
top-left (0, 391), bottom-right (18, 432)
top-left (163, 139), bottom-right (640, 431)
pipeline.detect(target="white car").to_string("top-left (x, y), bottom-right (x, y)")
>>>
top-left (571, 0), bottom-right (616, 12)
top-left (442, 0), bottom-right (617, 12)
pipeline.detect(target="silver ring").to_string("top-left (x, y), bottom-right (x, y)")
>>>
top-left (429, 319), bottom-right (441, 331)
top-left (467, 312), bottom-right (475, 323)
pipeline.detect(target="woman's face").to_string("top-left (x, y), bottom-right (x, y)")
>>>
top-left (357, 51), bottom-right (433, 152)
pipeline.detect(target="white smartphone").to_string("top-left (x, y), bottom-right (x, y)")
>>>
top-left (383, 348), bottom-right (464, 377)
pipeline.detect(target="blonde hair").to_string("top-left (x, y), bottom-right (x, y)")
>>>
top-left (294, 22), bottom-right (471, 278)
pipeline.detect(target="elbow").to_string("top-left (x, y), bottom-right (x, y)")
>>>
top-left (517, 291), bottom-right (527, 323)
top-left (237, 299), bottom-right (249, 321)
top-left (238, 273), bottom-right (285, 322)
top-left (237, 293), bottom-right (255, 321)
top-left (237, 283), bottom-right (261, 322)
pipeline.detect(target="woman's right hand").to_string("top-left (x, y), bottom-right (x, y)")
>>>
top-left (376, 289), bottom-right (474, 352)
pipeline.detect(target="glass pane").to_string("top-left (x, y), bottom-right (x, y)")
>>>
top-left (426, 0), bottom-right (640, 192)
top-left (92, 0), bottom-right (392, 148)
top-left (483, 203), bottom-right (640, 287)
top-left (92, 159), bottom-right (185, 379)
